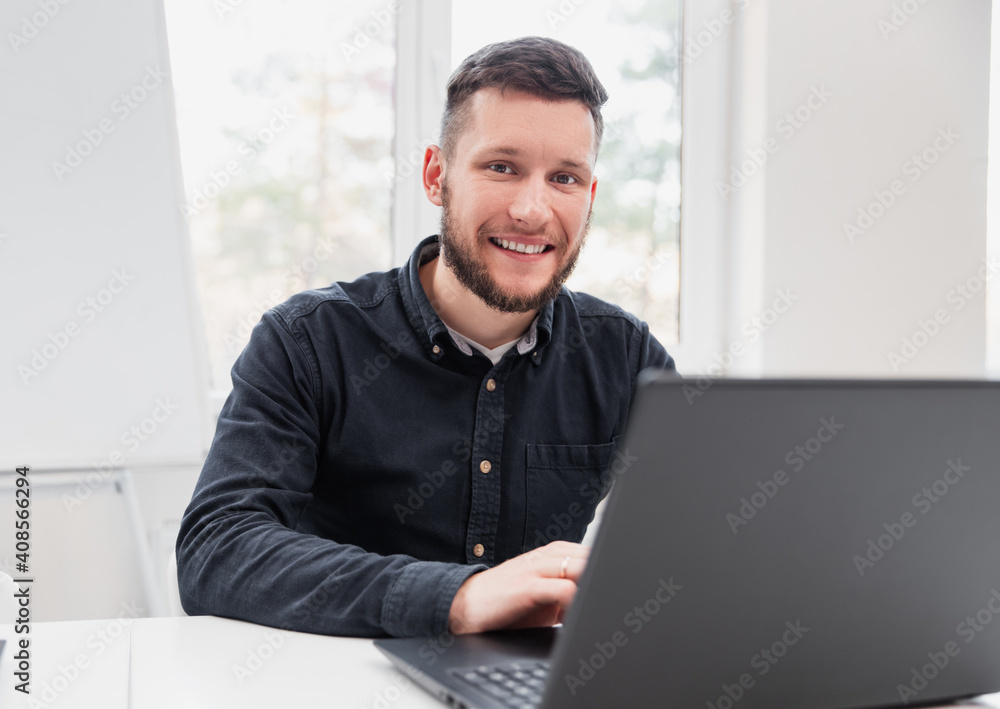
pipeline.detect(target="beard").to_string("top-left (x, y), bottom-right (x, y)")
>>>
top-left (438, 182), bottom-right (590, 314)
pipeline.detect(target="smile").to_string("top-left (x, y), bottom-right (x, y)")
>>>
top-left (488, 237), bottom-right (553, 255)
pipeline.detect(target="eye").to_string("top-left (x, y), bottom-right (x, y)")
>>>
top-left (487, 163), bottom-right (513, 174)
top-left (553, 174), bottom-right (577, 185)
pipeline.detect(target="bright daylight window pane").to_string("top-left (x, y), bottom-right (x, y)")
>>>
top-left (452, 0), bottom-right (682, 346)
top-left (164, 2), bottom-right (395, 388)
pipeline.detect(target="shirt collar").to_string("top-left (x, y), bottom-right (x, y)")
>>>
top-left (397, 235), bottom-right (554, 364)
top-left (445, 318), bottom-right (539, 359)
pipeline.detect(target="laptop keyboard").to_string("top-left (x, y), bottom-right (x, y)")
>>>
top-left (451, 659), bottom-right (549, 708)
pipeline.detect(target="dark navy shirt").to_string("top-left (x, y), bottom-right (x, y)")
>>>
top-left (176, 235), bottom-right (675, 637)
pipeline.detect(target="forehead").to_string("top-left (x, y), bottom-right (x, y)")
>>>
top-left (454, 87), bottom-right (597, 166)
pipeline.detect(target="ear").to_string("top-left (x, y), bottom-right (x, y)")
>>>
top-left (423, 145), bottom-right (445, 207)
top-left (589, 175), bottom-right (598, 207)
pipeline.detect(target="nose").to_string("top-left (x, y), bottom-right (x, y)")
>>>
top-left (508, 176), bottom-right (553, 228)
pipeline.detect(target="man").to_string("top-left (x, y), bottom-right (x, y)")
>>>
top-left (176, 36), bottom-right (675, 639)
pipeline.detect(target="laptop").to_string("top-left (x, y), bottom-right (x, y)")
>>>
top-left (376, 376), bottom-right (1000, 708)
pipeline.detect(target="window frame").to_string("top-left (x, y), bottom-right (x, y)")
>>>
top-left (393, 1), bottom-right (730, 373)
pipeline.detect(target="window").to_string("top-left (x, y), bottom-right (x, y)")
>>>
top-left (166, 1), bottom-right (692, 390)
top-left (452, 0), bottom-right (683, 347)
top-left (164, 1), bottom-right (396, 389)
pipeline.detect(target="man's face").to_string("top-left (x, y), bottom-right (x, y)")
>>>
top-left (426, 88), bottom-right (598, 313)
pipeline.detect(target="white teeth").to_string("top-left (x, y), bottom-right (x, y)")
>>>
top-left (491, 237), bottom-right (546, 255)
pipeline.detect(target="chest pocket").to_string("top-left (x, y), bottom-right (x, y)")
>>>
top-left (523, 440), bottom-right (617, 552)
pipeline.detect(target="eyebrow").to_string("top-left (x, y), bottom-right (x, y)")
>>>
top-left (477, 146), bottom-right (593, 173)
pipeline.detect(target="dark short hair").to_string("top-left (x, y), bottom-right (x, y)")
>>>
top-left (440, 36), bottom-right (609, 159)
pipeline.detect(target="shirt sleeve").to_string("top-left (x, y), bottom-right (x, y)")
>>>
top-left (175, 310), bottom-right (486, 637)
top-left (636, 320), bottom-right (677, 374)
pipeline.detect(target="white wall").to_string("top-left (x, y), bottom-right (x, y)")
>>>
top-left (711, 0), bottom-right (991, 377)
top-left (1, 0), bottom-right (209, 619)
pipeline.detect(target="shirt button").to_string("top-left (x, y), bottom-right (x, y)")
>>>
top-left (432, 345), bottom-right (441, 354)
top-left (473, 544), bottom-right (485, 557)
top-left (486, 378), bottom-right (496, 392)
top-left (479, 460), bottom-right (492, 474)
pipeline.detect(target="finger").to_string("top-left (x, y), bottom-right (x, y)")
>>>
top-left (516, 542), bottom-right (589, 576)
top-left (555, 556), bottom-right (587, 582)
top-left (532, 546), bottom-right (589, 568)
top-left (540, 540), bottom-right (591, 558)
top-left (527, 577), bottom-right (579, 608)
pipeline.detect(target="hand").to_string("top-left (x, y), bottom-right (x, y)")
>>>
top-left (448, 541), bottom-right (590, 635)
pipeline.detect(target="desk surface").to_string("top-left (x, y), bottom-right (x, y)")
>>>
top-left (0, 616), bottom-right (442, 709)
top-left (2, 616), bottom-right (1000, 708)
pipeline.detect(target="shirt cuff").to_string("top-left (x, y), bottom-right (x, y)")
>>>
top-left (381, 560), bottom-right (487, 637)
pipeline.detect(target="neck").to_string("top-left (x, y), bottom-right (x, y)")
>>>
top-left (419, 255), bottom-right (536, 349)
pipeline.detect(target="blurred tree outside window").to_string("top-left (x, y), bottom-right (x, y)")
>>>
top-left (165, 1), bottom-right (395, 388)
top-left (453, 0), bottom-right (682, 348)
top-left (166, 1), bottom-right (681, 390)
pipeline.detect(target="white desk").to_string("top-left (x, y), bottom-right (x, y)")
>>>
top-left (0, 616), bottom-right (440, 709)
top-left (130, 616), bottom-right (440, 709)
top-left (0, 618), bottom-right (131, 708)
top-left (2, 616), bottom-right (1000, 708)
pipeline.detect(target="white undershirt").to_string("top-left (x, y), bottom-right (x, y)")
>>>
top-left (420, 242), bottom-right (539, 364)
top-left (446, 327), bottom-right (521, 365)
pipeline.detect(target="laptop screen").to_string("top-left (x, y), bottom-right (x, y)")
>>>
top-left (544, 378), bottom-right (1000, 709)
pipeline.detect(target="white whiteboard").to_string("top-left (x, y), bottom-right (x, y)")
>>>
top-left (0, 0), bottom-right (210, 470)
